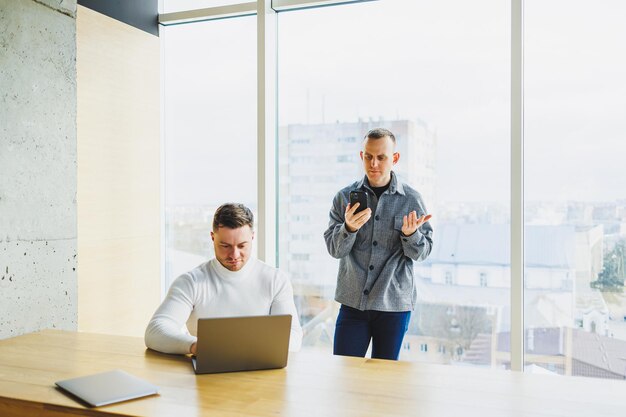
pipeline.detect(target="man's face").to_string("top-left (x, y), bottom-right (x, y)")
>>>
top-left (360, 136), bottom-right (400, 187)
top-left (211, 225), bottom-right (254, 271)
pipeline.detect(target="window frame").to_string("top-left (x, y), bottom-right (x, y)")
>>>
top-left (159, 0), bottom-right (527, 371)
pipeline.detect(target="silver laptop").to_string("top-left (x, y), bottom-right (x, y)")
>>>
top-left (55, 369), bottom-right (159, 407)
top-left (192, 314), bottom-right (292, 374)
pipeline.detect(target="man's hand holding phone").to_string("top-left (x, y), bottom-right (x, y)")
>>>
top-left (345, 202), bottom-right (371, 232)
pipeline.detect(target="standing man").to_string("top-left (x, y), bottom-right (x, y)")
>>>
top-left (145, 203), bottom-right (302, 355)
top-left (324, 128), bottom-right (433, 360)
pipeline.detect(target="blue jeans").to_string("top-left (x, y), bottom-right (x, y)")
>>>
top-left (333, 304), bottom-right (411, 360)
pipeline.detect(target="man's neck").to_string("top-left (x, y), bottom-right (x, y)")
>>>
top-left (366, 175), bottom-right (392, 189)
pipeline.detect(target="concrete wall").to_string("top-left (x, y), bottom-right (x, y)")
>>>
top-left (0, 0), bottom-right (77, 339)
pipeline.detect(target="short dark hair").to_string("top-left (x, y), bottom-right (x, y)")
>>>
top-left (364, 128), bottom-right (396, 144)
top-left (212, 203), bottom-right (254, 231)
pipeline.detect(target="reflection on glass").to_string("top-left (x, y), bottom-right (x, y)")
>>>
top-left (163, 17), bottom-right (257, 289)
top-left (524, 0), bottom-right (626, 379)
top-left (278, 0), bottom-right (510, 365)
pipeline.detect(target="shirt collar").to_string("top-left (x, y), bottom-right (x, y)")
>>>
top-left (357, 171), bottom-right (405, 196)
top-left (211, 256), bottom-right (255, 280)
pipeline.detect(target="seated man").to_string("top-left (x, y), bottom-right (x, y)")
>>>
top-left (145, 203), bottom-right (302, 354)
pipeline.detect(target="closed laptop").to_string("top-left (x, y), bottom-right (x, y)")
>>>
top-left (55, 369), bottom-right (159, 407)
top-left (193, 314), bottom-right (292, 374)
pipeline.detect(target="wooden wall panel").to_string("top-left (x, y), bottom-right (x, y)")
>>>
top-left (77, 5), bottom-right (160, 337)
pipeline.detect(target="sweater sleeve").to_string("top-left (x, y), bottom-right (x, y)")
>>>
top-left (144, 274), bottom-right (197, 354)
top-left (269, 270), bottom-right (303, 352)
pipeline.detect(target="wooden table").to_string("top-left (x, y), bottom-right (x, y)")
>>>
top-left (0, 330), bottom-right (624, 417)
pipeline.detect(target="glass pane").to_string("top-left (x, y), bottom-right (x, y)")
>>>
top-left (524, 0), bottom-right (626, 378)
top-left (163, 18), bottom-right (257, 290)
top-left (278, 0), bottom-right (510, 364)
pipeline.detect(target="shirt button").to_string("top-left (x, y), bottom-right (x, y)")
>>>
top-left (402, 238), bottom-right (408, 242)
top-left (343, 233), bottom-right (348, 238)
top-left (369, 265), bottom-right (374, 271)
top-left (363, 289), bottom-right (370, 295)
top-left (373, 241), bottom-right (378, 246)
top-left (375, 215), bottom-right (380, 221)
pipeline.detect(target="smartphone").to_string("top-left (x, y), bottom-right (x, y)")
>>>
top-left (349, 190), bottom-right (369, 214)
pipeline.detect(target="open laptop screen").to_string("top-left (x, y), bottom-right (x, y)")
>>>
top-left (193, 314), bottom-right (292, 374)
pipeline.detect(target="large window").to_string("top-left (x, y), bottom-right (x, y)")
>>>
top-left (162, 17), bottom-right (257, 289)
top-left (160, 0), bottom-right (626, 380)
top-left (524, 0), bottom-right (626, 378)
top-left (278, 0), bottom-right (511, 364)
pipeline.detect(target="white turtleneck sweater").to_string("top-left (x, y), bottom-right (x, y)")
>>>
top-left (145, 257), bottom-right (303, 354)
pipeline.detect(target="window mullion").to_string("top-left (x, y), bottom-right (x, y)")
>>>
top-left (510, 0), bottom-right (525, 372)
top-left (258, 0), bottom-right (278, 266)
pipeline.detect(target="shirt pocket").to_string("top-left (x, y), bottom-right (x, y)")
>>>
top-left (379, 215), bottom-right (404, 250)
top-left (394, 215), bottom-right (404, 232)
top-left (355, 219), bottom-right (372, 250)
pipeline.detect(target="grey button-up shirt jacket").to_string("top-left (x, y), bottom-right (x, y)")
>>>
top-left (324, 171), bottom-right (434, 312)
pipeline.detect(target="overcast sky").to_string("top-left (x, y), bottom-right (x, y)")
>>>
top-left (163, 0), bottom-right (626, 207)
